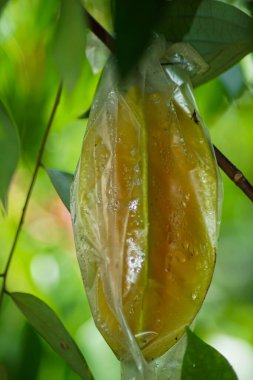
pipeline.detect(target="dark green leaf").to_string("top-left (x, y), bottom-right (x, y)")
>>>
top-left (78, 108), bottom-right (90, 119)
top-left (45, 168), bottom-right (73, 211)
top-left (181, 328), bottom-right (238, 380)
top-left (53, 0), bottom-right (87, 90)
top-left (159, 0), bottom-right (203, 45)
top-left (0, 364), bottom-right (8, 380)
top-left (11, 292), bottom-right (94, 380)
top-left (0, 0), bottom-right (8, 14)
top-left (114, 0), bottom-right (167, 77)
top-left (159, 0), bottom-right (253, 86)
top-left (14, 324), bottom-right (42, 380)
top-left (0, 100), bottom-right (19, 210)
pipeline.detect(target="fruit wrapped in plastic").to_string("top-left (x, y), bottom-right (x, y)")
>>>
top-left (71, 37), bottom-right (222, 378)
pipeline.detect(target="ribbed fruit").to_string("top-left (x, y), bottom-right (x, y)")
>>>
top-left (72, 78), bottom-right (219, 361)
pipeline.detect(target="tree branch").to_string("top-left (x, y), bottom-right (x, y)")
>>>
top-left (84, 9), bottom-right (114, 51)
top-left (214, 145), bottom-right (253, 200)
top-left (84, 9), bottom-right (253, 203)
top-left (0, 83), bottom-right (63, 307)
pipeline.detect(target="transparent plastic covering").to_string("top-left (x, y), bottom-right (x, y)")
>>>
top-left (71, 37), bottom-right (222, 379)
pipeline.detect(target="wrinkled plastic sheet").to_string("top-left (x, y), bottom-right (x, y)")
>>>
top-left (71, 37), bottom-right (222, 379)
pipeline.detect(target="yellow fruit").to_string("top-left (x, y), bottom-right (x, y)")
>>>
top-left (72, 70), bottom-right (220, 361)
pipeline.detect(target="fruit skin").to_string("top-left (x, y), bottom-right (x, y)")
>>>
top-left (71, 60), bottom-right (221, 362)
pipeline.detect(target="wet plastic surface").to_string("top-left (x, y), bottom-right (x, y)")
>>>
top-left (71, 38), bottom-right (222, 378)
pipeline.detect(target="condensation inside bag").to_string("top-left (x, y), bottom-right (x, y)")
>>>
top-left (71, 38), bottom-right (222, 379)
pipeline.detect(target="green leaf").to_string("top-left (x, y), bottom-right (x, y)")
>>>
top-left (78, 108), bottom-right (90, 120)
top-left (159, 0), bottom-right (253, 86)
top-left (11, 292), bottom-right (94, 380)
top-left (0, 100), bottom-right (19, 210)
top-left (82, 0), bottom-right (113, 32)
top-left (114, 0), bottom-right (167, 77)
top-left (14, 324), bottom-right (42, 380)
top-left (181, 328), bottom-right (238, 380)
top-left (0, 0), bottom-right (8, 14)
top-left (53, 0), bottom-right (87, 91)
top-left (219, 65), bottom-right (245, 100)
top-left (0, 1), bottom-right (60, 163)
top-left (0, 364), bottom-right (8, 380)
top-left (45, 168), bottom-right (73, 211)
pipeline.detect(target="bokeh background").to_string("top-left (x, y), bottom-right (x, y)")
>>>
top-left (0, 0), bottom-right (253, 379)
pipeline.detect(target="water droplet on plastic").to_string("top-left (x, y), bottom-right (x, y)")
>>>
top-left (183, 241), bottom-right (189, 250)
top-left (192, 293), bottom-right (198, 301)
top-left (134, 178), bottom-right (142, 186)
top-left (129, 199), bottom-right (138, 211)
top-left (192, 286), bottom-right (201, 301)
top-left (150, 94), bottom-right (160, 104)
top-left (185, 192), bottom-right (190, 201)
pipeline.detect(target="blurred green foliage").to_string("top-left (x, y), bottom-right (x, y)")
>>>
top-left (0, 0), bottom-right (253, 379)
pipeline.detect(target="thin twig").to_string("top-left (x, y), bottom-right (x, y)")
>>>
top-left (84, 9), bottom-right (253, 203)
top-left (214, 146), bottom-right (253, 200)
top-left (84, 9), bottom-right (114, 51)
top-left (0, 83), bottom-right (63, 307)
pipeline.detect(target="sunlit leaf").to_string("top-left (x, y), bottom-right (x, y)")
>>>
top-left (194, 78), bottom-right (229, 126)
top-left (53, 0), bottom-right (87, 91)
top-left (159, 0), bottom-right (253, 86)
top-left (11, 292), bottom-right (94, 380)
top-left (181, 328), bottom-right (238, 380)
top-left (114, 0), bottom-right (167, 77)
top-left (45, 168), bottom-right (73, 211)
top-left (0, 0), bottom-right (59, 162)
top-left (0, 100), bottom-right (19, 210)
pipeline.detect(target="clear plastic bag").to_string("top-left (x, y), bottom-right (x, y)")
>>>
top-left (71, 37), bottom-right (222, 379)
